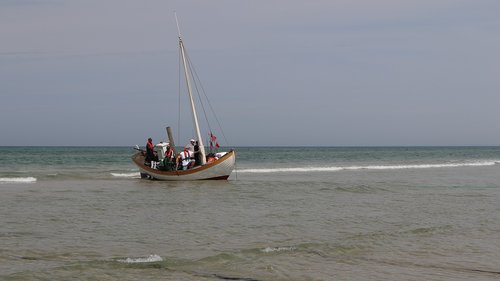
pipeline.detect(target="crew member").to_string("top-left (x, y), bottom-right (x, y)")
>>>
top-left (186, 139), bottom-right (196, 153)
top-left (165, 143), bottom-right (174, 161)
top-left (145, 137), bottom-right (156, 163)
top-left (193, 141), bottom-right (202, 166)
top-left (177, 146), bottom-right (194, 170)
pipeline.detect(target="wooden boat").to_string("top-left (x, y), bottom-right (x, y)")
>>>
top-left (131, 16), bottom-right (236, 180)
top-left (132, 150), bottom-right (235, 180)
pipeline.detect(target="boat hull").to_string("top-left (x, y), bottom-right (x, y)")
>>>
top-left (132, 150), bottom-right (236, 181)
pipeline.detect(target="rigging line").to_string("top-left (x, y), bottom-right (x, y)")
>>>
top-left (192, 67), bottom-right (230, 146)
top-left (184, 52), bottom-right (212, 139)
top-left (174, 20), bottom-right (230, 147)
top-left (185, 52), bottom-right (231, 147)
top-left (184, 50), bottom-right (214, 136)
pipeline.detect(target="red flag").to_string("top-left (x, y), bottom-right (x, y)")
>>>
top-left (209, 132), bottom-right (219, 150)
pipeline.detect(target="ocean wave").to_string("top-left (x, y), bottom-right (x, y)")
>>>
top-left (238, 161), bottom-right (499, 173)
top-left (110, 172), bottom-right (141, 178)
top-left (0, 177), bottom-right (37, 183)
top-left (117, 254), bottom-right (163, 264)
top-left (261, 246), bottom-right (297, 253)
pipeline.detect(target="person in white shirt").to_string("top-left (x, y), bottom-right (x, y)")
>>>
top-left (177, 146), bottom-right (194, 170)
top-left (185, 139), bottom-right (196, 153)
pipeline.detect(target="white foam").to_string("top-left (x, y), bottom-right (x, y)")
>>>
top-left (239, 161), bottom-right (499, 173)
top-left (0, 177), bottom-right (37, 183)
top-left (240, 167), bottom-right (343, 173)
top-left (110, 172), bottom-right (141, 178)
top-left (118, 254), bottom-right (163, 263)
top-left (261, 246), bottom-right (296, 253)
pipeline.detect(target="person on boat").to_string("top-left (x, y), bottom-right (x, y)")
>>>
top-left (193, 141), bottom-right (202, 166)
top-left (206, 153), bottom-right (218, 163)
top-left (157, 143), bottom-right (175, 171)
top-left (164, 143), bottom-right (174, 161)
top-left (186, 139), bottom-right (196, 153)
top-left (177, 146), bottom-right (195, 170)
top-left (145, 137), bottom-right (157, 163)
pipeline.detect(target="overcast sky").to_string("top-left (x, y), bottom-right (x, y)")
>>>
top-left (1, 0), bottom-right (499, 146)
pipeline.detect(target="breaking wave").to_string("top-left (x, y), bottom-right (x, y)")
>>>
top-left (261, 246), bottom-right (297, 253)
top-left (110, 172), bottom-right (141, 178)
top-left (238, 161), bottom-right (499, 173)
top-left (0, 177), bottom-right (37, 183)
top-left (117, 254), bottom-right (163, 264)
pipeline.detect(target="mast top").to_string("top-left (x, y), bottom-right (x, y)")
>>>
top-left (174, 12), bottom-right (182, 40)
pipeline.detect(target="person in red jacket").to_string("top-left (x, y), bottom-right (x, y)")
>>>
top-left (145, 137), bottom-right (157, 163)
top-left (164, 143), bottom-right (174, 161)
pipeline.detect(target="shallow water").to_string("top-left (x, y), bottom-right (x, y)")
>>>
top-left (1, 147), bottom-right (500, 280)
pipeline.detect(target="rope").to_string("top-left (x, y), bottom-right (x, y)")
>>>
top-left (184, 50), bottom-right (231, 147)
top-left (185, 52), bottom-right (213, 135)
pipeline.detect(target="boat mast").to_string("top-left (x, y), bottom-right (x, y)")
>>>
top-left (175, 14), bottom-right (206, 165)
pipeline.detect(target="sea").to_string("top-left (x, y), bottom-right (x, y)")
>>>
top-left (1, 146), bottom-right (500, 281)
